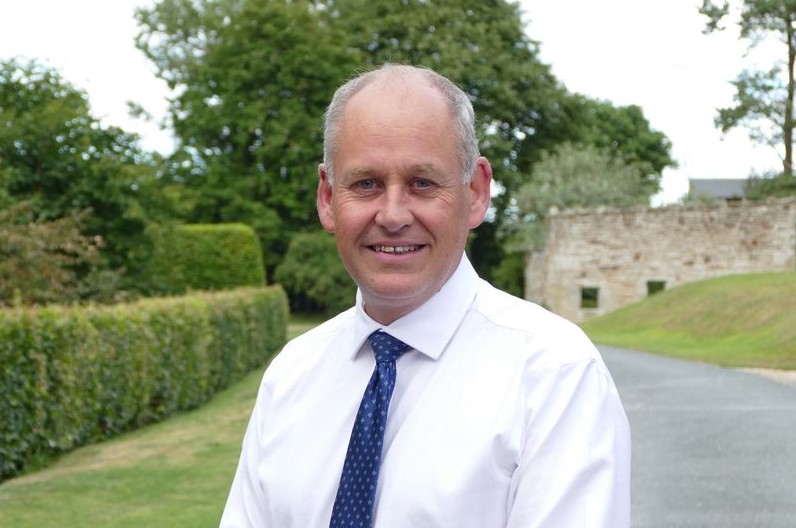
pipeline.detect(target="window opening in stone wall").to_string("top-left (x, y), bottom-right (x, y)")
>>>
top-left (647, 280), bottom-right (666, 296)
top-left (580, 287), bottom-right (599, 309)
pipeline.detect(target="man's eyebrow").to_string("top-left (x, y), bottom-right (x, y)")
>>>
top-left (345, 163), bottom-right (440, 178)
top-left (348, 166), bottom-right (376, 178)
top-left (410, 163), bottom-right (439, 176)
top-left (400, 163), bottom-right (444, 178)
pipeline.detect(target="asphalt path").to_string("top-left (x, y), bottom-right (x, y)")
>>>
top-left (600, 346), bottom-right (796, 528)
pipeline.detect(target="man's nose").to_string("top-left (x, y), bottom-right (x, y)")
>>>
top-left (375, 185), bottom-right (413, 232)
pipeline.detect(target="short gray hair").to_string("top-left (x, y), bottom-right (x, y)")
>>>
top-left (322, 64), bottom-right (480, 184)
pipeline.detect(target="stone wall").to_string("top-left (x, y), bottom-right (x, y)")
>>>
top-left (526, 198), bottom-right (796, 322)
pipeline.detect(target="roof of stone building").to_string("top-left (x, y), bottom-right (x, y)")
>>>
top-left (689, 178), bottom-right (746, 199)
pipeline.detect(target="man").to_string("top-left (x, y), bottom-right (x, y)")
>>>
top-left (220, 64), bottom-right (630, 527)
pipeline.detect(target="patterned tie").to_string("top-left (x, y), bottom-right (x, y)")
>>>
top-left (329, 331), bottom-right (411, 528)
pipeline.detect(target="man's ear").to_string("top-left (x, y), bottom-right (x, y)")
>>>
top-left (467, 157), bottom-right (493, 229)
top-left (317, 163), bottom-right (336, 233)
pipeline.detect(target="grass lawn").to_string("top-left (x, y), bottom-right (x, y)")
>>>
top-left (581, 272), bottom-right (796, 369)
top-left (0, 319), bottom-right (320, 528)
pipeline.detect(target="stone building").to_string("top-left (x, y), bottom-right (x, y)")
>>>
top-left (525, 198), bottom-right (796, 323)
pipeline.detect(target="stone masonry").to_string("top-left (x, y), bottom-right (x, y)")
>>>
top-left (525, 198), bottom-right (796, 323)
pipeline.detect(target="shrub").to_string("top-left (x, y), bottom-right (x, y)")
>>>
top-left (745, 173), bottom-right (796, 199)
top-left (274, 231), bottom-right (356, 315)
top-left (0, 286), bottom-right (287, 482)
top-left (149, 223), bottom-right (265, 294)
top-left (0, 202), bottom-right (102, 306)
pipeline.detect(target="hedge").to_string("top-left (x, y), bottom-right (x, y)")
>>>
top-left (149, 223), bottom-right (266, 295)
top-left (0, 286), bottom-right (287, 482)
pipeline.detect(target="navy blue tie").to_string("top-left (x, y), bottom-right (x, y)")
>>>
top-left (329, 331), bottom-right (411, 528)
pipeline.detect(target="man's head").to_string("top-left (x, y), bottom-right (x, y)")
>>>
top-left (317, 64), bottom-right (492, 324)
top-left (323, 65), bottom-right (481, 185)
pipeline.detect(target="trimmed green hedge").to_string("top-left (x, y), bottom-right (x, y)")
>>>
top-left (0, 286), bottom-right (287, 482)
top-left (150, 223), bottom-right (266, 294)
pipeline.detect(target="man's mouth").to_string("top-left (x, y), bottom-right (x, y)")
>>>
top-left (371, 245), bottom-right (422, 254)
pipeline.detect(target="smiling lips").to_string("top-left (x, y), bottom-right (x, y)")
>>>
top-left (371, 244), bottom-right (422, 254)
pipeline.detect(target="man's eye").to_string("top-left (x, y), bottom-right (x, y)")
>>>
top-left (413, 179), bottom-right (432, 189)
top-left (356, 179), bottom-right (375, 190)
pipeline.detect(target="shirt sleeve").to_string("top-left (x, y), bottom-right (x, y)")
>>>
top-left (506, 357), bottom-right (631, 527)
top-left (219, 381), bottom-right (271, 528)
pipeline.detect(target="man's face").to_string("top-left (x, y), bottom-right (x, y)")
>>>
top-left (317, 77), bottom-right (491, 324)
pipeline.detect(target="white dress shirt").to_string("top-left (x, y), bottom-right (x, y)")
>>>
top-left (220, 255), bottom-right (630, 527)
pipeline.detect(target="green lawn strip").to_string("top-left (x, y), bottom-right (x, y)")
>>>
top-left (581, 272), bottom-right (796, 369)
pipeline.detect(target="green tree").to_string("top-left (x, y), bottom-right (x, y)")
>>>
top-left (135, 0), bottom-right (358, 276)
top-left (700, 0), bottom-right (796, 180)
top-left (0, 59), bottom-right (167, 292)
top-left (553, 94), bottom-right (674, 191)
top-left (513, 143), bottom-right (654, 250)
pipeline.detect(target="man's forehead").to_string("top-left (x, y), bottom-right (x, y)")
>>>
top-left (344, 73), bottom-right (445, 114)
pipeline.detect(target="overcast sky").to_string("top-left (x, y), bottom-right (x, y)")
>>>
top-left (0, 0), bottom-right (784, 204)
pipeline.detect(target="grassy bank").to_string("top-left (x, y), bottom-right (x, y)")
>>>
top-left (0, 319), bottom-right (319, 528)
top-left (581, 272), bottom-right (796, 369)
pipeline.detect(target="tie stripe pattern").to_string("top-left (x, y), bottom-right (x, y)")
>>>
top-left (329, 331), bottom-right (411, 528)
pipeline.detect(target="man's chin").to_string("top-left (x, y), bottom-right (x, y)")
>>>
top-left (360, 283), bottom-right (435, 323)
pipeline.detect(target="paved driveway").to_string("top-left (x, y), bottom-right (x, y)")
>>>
top-left (600, 346), bottom-right (796, 528)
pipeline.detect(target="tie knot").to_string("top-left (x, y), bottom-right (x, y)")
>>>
top-left (368, 330), bottom-right (410, 364)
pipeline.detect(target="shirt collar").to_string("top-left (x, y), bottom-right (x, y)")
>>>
top-left (351, 254), bottom-right (479, 360)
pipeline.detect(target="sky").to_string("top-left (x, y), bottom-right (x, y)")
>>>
top-left (0, 0), bottom-right (785, 205)
top-left (0, 0), bottom-right (172, 153)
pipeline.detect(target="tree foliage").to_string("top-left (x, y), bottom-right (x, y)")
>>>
top-left (274, 230), bottom-right (355, 315)
top-left (514, 143), bottom-right (654, 249)
top-left (0, 58), bottom-right (167, 290)
top-left (700, 0), bottom-right (796, 179)
top-left (553, 94), bottom-right (674, 189)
